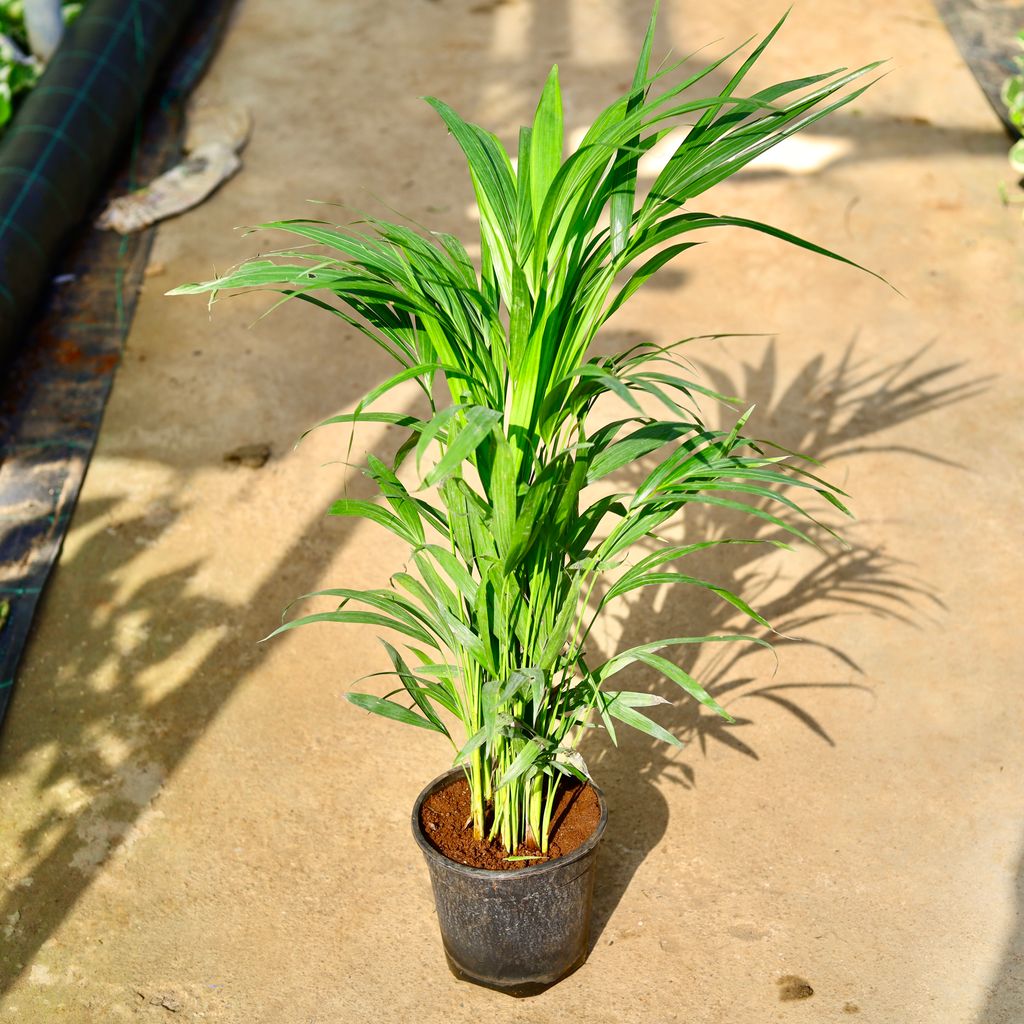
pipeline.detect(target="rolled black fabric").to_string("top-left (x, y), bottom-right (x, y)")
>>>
top-left (0, 0), bottom-right (199, 363)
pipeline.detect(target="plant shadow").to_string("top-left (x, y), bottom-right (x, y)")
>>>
top-left (0, 345), bottom-right (413, 996)
top-left (976, 835), bottom-right (1024, 1022)
top-left (582, 337), bottom-right (987, 949)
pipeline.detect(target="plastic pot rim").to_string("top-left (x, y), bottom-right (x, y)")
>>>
top-left (411, 766), bottom-right (608, 882)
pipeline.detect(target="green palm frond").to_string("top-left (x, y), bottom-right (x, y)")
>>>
top-left (171, 7), bottom-right (880, 855)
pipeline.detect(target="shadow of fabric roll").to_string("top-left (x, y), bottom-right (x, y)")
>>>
top-left (0, 0), bottom-right (199, 364)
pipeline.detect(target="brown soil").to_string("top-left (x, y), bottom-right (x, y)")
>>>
top-left (419, 776), bottom-right (601, 871)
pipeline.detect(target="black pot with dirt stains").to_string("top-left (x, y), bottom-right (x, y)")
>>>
top-left (411, 767), bottom-right (608, 995)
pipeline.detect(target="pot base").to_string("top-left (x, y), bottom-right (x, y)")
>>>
top-left (413, 768), bottom-right (608, 994)
top-left (442, 947), bottom-right (588, 997)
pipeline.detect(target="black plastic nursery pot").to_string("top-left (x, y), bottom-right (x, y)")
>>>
top-left (412, 768), bottom-right (608, 995)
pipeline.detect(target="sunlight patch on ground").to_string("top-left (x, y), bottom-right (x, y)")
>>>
top-left (565, 127), bottom-right (854, 179)
top-left (745, 134), bottom-right (852, 174)
top-left (137, 626), bottom-right (229, 708)
top-left (571, 0), bottom-right (630, 65)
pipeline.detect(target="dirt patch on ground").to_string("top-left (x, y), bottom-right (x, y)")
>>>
top-left (419, 775), bottom-right (601, 870)
top-left (777, 975), bottom-right (815, 1001)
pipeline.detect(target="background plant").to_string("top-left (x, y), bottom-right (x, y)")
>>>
top-left (1003, 29), bottom-right (1024, 176)
top-left (172, 7), bottom-right (880, 856)
top-left (0, 1), bottom-right (83, 135)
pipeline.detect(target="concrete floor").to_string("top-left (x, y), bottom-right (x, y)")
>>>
top-left (1, 0), bottom-right (1023, 1020)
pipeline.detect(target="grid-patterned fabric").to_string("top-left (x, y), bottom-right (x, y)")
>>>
top-left (0, 0), bottom-right (233, 731)
top-left (0, 0), bottom-right (195, 362)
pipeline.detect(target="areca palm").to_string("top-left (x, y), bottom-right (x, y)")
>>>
top-left (171, 6), bottom-right (880, 856)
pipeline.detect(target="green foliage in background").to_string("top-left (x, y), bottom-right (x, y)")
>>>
top-left (173, 6), bottom-right (880, 856)
top-left (0, 1), bottom-right (83, 134)
top-left (1004, 29), bottom-right (1024, 174)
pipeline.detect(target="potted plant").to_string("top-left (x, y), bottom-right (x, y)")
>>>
top-left (171, 5), bottom-right (879, 993)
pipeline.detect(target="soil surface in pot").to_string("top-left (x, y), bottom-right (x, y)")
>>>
top-left (419, 776), bottom-right (601, 870)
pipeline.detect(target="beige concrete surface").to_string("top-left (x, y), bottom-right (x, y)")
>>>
top-left (1, 0), bottom-right (1023, 1020)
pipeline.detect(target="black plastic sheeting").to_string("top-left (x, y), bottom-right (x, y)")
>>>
top-left (0, 0), bottom-right (200, 365)
top-left (0, 0), bottom-right (235, 732)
